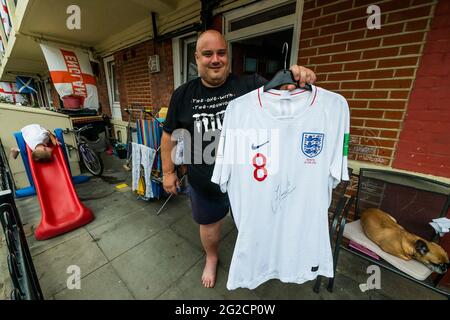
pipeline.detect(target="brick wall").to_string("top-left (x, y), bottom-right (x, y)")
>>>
top-left (298, 0), bottom-right (436, 168)
top-left (393, 0), bottom-right (450, 178)
top-left (114, 38), bottom-right (174, 121)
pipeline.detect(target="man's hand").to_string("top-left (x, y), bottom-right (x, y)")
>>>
top-left (284, 65), bottom-right (317, 91)
top-left (163, 172), bottom-right (180, 195)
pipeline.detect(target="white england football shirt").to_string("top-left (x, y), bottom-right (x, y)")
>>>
top-left (211, 85), bottom-right (350, 290)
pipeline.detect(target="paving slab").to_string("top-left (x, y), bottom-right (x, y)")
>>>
top-left (84, 192), bottom-right (143, 231)
top-left (54, 264), bottom-right (134, 300)
top-left (111, 228), bottom-right (203, 299)
top-left (89, 208), bottom-right (166, 260)
top-left (32, 232), bottom-right (108, 298)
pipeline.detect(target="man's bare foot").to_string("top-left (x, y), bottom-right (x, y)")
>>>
top-left (201, 255), bottom-right (218, 288)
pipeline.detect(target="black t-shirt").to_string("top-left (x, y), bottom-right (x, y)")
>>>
top-left (163, 73), bottom-right (267, 198)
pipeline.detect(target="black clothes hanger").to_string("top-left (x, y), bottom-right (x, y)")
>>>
top-left (264, 42), bottom-right (312, 92)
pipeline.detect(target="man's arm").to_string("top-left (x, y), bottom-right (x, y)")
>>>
top-left (161, 131), bottom-right (179, 195)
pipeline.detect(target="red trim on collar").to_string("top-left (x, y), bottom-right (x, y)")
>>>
top-left (309, 86), bottom-right (318, 106)
top-left (257, 87), bottom-right (263, 108)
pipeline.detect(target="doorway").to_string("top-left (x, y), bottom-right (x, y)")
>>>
top-left (231, 28), bottom-right (293, 79)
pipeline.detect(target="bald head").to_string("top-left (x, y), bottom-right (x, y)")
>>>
top-left (196, 30), bottom-right (227, 52)
top-left (195, 29), bottom-right (230, 87)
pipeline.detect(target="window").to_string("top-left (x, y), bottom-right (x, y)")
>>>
top-left (107, 60), bottom-right (120, 103)
top-left (183, 36), bottom-right (198, 83)
top-left (173, 34), bottom-right (198, 88)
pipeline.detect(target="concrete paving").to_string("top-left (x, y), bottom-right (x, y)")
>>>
top-left (1, 154), bottom-right (448, 300)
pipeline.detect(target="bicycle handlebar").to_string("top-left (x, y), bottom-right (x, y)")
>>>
top-left (63, 125), bottom-right (93, 135)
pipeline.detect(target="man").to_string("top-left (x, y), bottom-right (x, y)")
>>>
top-left (161, 30), bottom-right (316, 288)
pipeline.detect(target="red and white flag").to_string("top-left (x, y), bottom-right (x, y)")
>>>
top-left (0, 82), bottom-right (27, 104)
top-left (40, 43), bottom-right (99, 109)
top-left (0, 0), bottom-right (11, 38)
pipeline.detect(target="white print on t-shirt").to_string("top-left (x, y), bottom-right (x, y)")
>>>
top-left (192, 110), bottom-right (226, 133)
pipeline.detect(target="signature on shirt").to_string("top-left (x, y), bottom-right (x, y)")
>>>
top-left (272, 180), bottom-right (296, 214)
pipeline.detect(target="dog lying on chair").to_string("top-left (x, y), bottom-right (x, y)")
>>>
top-left (361, 208), bottom-right (450, 274)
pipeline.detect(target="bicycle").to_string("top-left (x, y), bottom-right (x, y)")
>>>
top-left (63, 125), bottom-right (104, 176)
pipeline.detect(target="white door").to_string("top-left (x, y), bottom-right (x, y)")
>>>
top-left (104, 56), bottom-right (121, 119)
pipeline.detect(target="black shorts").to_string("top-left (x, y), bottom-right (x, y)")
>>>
top-left (188, 184), bottom-right (230, 225)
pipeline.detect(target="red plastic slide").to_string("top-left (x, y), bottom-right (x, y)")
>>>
top-left (27, 144), bottom-right (94, 240)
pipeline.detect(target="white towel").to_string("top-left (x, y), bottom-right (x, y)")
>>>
top-left (131, 142), bottom-right (156, 199)
top-left (131, 142), bottom-right (141, 192)
top-left (140, 145), bottom-right (156, 199)
top-left (430, 217), bottom-right (450, 237)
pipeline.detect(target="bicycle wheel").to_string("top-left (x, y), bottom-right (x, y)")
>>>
top-left (79, 144), bottom-right (104, 176)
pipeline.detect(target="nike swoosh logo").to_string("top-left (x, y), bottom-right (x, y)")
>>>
top-left (251, 140), bottom-right (269, 150)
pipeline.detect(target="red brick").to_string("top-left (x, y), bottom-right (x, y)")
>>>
top-left (361, 138), bottom-right (396, 148)
top-left (373, 79), bottom-right (412, 89)
top-left (365, 120), bottom-right (402, 129)
top-left (303, 8), bottom-right (322, 21)
top-left (379, 130), bottom-right (400, 139)
top-left (318, 43), bottom-right (347, 54)
top-left (328, 72), bottom-right (358, 81)
top-left (315, 64), bottom-right (343, 73)
top-left (354, 91), bottom-right (389, 99)
top-left (335, 90), bottom-right (354, 99)
top-left (363, 48), bottom-right (400, 60)
top-left (369, 100), bottom-right (406, 109)
top-left (401, 44), bottom-right (422, 55)
top-left (341, 81), bottom-right (373, 89)
top-left (330, 52), bottom-right (361, 62)
top-left (333, 30), bottom-right (365, 43)
top-left (309, 55), bottom-right (330, 64)
top-left (351, 118), bottom-right (365, 126)
top-left (344, 60), bottom-right (377, 71)
top-left (336, 7), bottom-right (368, 22)
top-left (300, 40), bottom-right (310, 48)
top-left (349, 100), bottom-right (368, 108)
top-left (351, 127), bottom-right (379, 137)
top-left (394, 68), bottom-right (415, 78)
top-left (301, 28), bottom-right (320, 39)
top-left (302, 19), bottom-right (313, 30)
top-left (384, 111), bottom-right (404, 120)
top-left (365, 23), bottom-right (405, 38)
top-left (350, 17), bottom-right (368, 30)
top-left (311, 36), bottom-right (333, 47)
top-left (378, 148), bottom-right (394, 158)
top-left (390, 91), bottom-right (410, 99)
top-left (347, 38), bottom-right (381, 51)
top-left (351, 109), bottom-right (384, 118)
top-left (405, 19), bottom-right (429, 31)
top-left (297, 57), bottom-right (309, 65)
top-left (380, 1), bottom-right (420, 12)
top-left (387, 6), bottom-right (432, 23)
top-left (314, 14), bottom-right (336, 27)
top-left (320, 22), bottom-right (350, 36)
top-left (359, 70), bottom-right (394, 79)
top-left (382, 32), bottom-right (425, 46)
top-left (378, 57), bottom-right (419, 68)
top-left (322, 1), bottom-right (353, 14)
top-left (319, 82), bottom-right (341, 90)
top-left (299, 47), bottom-right (317, 57)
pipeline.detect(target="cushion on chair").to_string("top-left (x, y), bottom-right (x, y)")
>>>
top-left (343, 220), bottom-right (432, 281)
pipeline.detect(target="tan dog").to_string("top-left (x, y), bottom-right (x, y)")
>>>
top-left (360, 208), bottom-right (450, 274)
